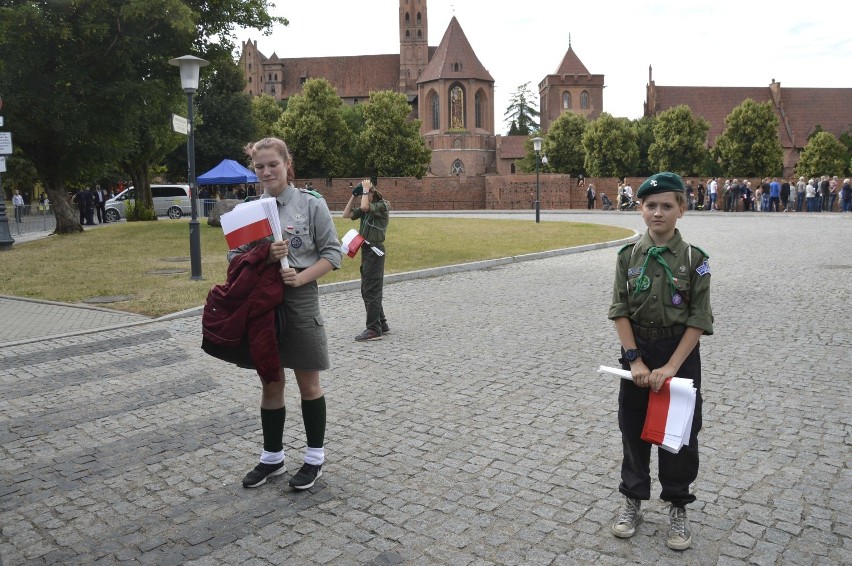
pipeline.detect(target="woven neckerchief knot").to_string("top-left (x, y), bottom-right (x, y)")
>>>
top-left (634, 245), bottom-right (677, 296)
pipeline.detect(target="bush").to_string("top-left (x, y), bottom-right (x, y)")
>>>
top-left (124, 199), bottom-right (156, 221)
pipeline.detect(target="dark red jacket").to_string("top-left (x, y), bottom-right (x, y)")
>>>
top-left (201, 243), bottom-right (284, 383)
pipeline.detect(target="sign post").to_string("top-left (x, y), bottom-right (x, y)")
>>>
top-left (0, 122), bottom-right (14, 250)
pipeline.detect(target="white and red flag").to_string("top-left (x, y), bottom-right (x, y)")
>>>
top-left (598, 366), bottom-right (696, 454)
top-left (220, 198), bottom-right (288, 268)
top-left (341, 228), bottom-right (384, 258)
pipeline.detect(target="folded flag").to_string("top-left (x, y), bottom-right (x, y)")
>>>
top-left (220, 198), bottom-right (288, 268)
top-left (341, 228), bottom-right (385, 258)
top-left (598, 365), bottom-right (696, 454)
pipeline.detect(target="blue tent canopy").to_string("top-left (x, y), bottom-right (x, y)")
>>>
top-left (196, 159), bottom-right (258, 185)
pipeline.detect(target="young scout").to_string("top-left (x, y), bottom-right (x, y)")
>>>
top-left (607, 172), bottom-right (713, 550)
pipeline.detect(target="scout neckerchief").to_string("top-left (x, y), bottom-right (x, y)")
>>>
top-left (634, 245), bottom-right (678, 302)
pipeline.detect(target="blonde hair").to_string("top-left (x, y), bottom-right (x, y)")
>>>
top-left (245, 137), bottom-right (295, 181)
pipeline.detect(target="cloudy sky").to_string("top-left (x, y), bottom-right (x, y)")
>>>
top-left (234, 0), bottom-right (850, 131)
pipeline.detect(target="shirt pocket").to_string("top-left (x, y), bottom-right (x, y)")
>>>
top-left (284, 223), bottom-right (312, 251)
top-left (672, 277), bottom-right (692, 305)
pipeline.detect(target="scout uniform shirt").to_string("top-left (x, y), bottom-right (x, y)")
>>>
top-left (608, 229), bottom-right (713, 335)
top-left (351, 199), bottom-right (389, 244)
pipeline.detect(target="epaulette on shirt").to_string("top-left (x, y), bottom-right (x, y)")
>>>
top-left (690, 244), bottom-right (709, 258)
top-left (300, 188), bottom-right (324, 199)
top-left (617, 243), bottom-right (635, 255)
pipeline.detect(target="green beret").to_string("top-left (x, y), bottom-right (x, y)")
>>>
top-left (636, 172), bottom-right (685, 199)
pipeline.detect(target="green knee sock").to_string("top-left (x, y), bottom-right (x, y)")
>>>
top-left (260, 407), bottom-right (285, 453)
top-left (301, 396), bottom-right (326, 448)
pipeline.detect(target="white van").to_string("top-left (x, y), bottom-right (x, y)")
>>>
top-left (104, 184), bottom-right (192, 222)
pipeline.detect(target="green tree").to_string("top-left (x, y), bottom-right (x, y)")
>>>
top-left (647, 105), bottom-right (710, 175)
top-left (582, 113), bottom-right (639, 177)
top-left (0, 0), bottom-right (284, 232)
top-left (633, 115), bottom-right (657, 176)
top-left (541, 112), bottom-right (587, 175)
top-left (251, 93), bottom-right (284, 140)
top-left (795, 131), bottom-right (848, 178)
top-left (341, 103), bottom-right (368, 177)
top-left (504, 82), bottom-right (540, 136)
top-left (357, 91), bottom-right (432, 178)
top-left (274, 78), bottom-right (354, 179)
top-left (714, 99), bottom-right (783, 177)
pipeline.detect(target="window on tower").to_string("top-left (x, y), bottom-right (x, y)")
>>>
top-left (581, 91), bottom-right (589, 109)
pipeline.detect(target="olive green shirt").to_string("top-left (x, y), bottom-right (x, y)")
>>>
top-left (351, 199), bottom-right (389, 244)
top-left (608, 229), bottom-right (713, 335)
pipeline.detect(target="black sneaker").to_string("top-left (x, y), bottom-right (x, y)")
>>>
top-left (242, 461), bottom-right (286, 488)
top-left (355, 328), bottom-right (382, 341)
top-left (288, 463), bottom-right (322, 490)
top-left (381, 321), bottom-right (391, 334)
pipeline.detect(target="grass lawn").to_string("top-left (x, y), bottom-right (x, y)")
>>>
top-left (0, 217), bottom-right (631, 317)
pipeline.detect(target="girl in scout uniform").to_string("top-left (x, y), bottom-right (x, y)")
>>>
top-left (231, 137), bottom-right (342, 491)
top-left (607, 172), bottom-right (713, 550)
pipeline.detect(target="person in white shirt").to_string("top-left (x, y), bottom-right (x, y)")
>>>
top-left (11, 190), bottom-right (25, 223)
top-left (708, 178), bottom-right (718, 210)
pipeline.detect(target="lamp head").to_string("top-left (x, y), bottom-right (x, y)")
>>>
top-left (531, 136), bottom-right (543, 153)
top-left (168, 55), bottom-right (210, 93)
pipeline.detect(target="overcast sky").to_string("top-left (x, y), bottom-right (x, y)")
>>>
top-left (233, 0), bottom-right (850, 132)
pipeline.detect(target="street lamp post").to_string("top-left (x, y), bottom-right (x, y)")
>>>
top-left (532, 136), bottom-right (543, 223)
top-left (169, 55), bottom-right (209, 280)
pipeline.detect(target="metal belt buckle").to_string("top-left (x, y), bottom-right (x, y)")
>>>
top-left (648, 328), bottom-right (660, 339)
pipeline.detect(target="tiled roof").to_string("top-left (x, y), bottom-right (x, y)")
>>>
top-left (274, 54), bottom-right (401, 99)
top-left (653, 85), bottom-right (852, 147)
top-left (554, 46), bottom-right (590, 75)
top-left (497, 135), bottom-right (528, 159)
top-left (418, 16), bottom-right (494, 84)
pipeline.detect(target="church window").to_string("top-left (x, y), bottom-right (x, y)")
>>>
top-left (248, 63), bottom-right (252, 70)
top-left (417, 29), bottom-right (422, 38)
top-left (562, 91), bottom-right (571, 109)
top-left (475, 91), bottom-right (484, 129)
top-left (581, 91), bottom-right (589, 109)
top-left (406, 30), bottom-right (410, 39)
top-left (430, 91), bottom-right (440, 130)
top-left (405, 13), bottom-right (410, 22)
top-left (452, 159), bottom-right (464, 174)
top-left (268, 73), bottom-right (272, 80)
top-left (249, 76), bottom-right (252, 83)
top-left (416, 12), bottom-right (422, 24)
top-left (274, 73), bottom-right (278, 81)
top-left (449, 84), bottom-right (465, 129)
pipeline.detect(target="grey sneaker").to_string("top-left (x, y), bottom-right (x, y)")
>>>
top-left (611, 497), bottom-right (643, 538)
top-left (666, 505), bottom-right (692, 550)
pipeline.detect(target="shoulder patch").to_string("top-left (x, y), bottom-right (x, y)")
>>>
top-left (617, 243), bottom-right (635, 255)
top-left (300, 188), bottom-right (324, 199)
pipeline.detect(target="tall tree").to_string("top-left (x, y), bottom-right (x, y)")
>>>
top-left (357, 91), bottom-right (432, 178)
top-left (582, 113), bottom-right (639, 178)
top-left (251, 93), bottom-right (284, 141)
top-left (714, 99), bottom-right (783, 177)
top-left (647, 105), bottom-right (710, 176)
top-left (633, 115), bottom-right (657, 177)
top-left (274, 78), bottom-right (354, 179)
top-left (541, 111), bottom-right (587, 175)
top-left (504, 83), bottom-right (540, 136)
top-left (795, 132), bottom-right (848, 178)
top-left (0, 0), bottom-right (285, 232)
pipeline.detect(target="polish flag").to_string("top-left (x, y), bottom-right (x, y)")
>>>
top-left (640, 377), bottom-right (696, 454)
top-left (341, 229), bottom-right (365, 258)
top-left (221, 200), bottom-right (274, 249)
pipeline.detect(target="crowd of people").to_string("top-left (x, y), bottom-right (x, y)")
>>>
top-left (683, 175), bottom-right (851, 213)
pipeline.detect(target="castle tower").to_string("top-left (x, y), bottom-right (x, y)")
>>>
top-left (538, 38), bottom-right (604, 131)
top-left (399, 0), bottom-right (429, 96)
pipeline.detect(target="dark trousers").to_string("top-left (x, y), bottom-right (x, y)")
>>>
top-left (96, 203), bottom-right (105, 222)
top-left (360, 243), bottom-right (386, 333)
top-left (618, 333), bottom-right (703, 507)
top-left (78, 205), bottom-right (86, 224)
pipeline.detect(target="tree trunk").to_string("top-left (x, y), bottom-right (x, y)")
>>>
top-left (44, 180), bottom-right (83, 234)
top-left (125, 163), bottom-right (155, 221)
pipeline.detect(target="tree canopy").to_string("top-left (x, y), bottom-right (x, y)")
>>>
top-left (647, 105), bottom-right (710, 176)
top-left (504, 83), bottom-right (540, 136)
top-left (795, 132), bottom-right (848, 178)
top-left (357, 91), bottom-right (432, 179)
top-left (582, 113), bottom-right (639, 178)
top-left (713, 99), bottom-right (783, 177)
top-left (540, 112), bottom-right (587, 175)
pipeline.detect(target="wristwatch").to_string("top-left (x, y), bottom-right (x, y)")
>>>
top-left (623, 348), bottom-right (643, 363)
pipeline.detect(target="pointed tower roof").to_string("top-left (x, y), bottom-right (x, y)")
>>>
top-left (554, 44), bottom-right (590, 76)
top-left (418, 16), bottom-right (493, 83)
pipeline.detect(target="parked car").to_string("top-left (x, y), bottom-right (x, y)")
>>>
top-left (104, 184), bottom-right (192, 222)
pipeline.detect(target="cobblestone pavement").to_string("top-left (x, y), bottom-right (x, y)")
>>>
top-left (1, 211), bottom-right (850, 565)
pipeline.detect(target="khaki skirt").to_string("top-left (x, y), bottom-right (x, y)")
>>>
top-left (276, 280), bottom-right (330, 371)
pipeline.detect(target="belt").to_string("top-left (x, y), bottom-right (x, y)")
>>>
top-left (631, 323), bottom-right (685, 340)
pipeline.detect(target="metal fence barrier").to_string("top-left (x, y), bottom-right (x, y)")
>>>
top-left (8, 204), bottom-right (57, 236)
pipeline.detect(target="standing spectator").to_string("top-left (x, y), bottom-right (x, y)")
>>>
top-left (607, 171), bottom-right (713, 551)
top-left (759, 178), bottom-right (770, 212)
top-left (828, 176), bottom-right (838, 211)
top-left (12, 190), bottom-right (25, 223)
top-left (780, 179), bottom-right (791, 212)
top-left (696, 183), bottom-right (705, 210)
top-left (841, 178), bottom-right (852, 212)
top-left (685, 180), bottom-right (695, 211)
top-left (805, 179), bottom-right (817, 212)
top-left (729, 180), bottom-right (741, 212)
top-left (96, 184), bottom-right (108, 223)
top-left (707, 178), bottom-right (718, 211)
top-left (233, 137), bottom-right (342, 491)
top-left (795, 176), bottom-right (806, 212)
top-left (742, 181), bottom-right (753, 211)
top-left (819, 176), bottom-right (830, 212)
top-left (71, 189), bottom-right (86, 224)
top-left (587, 183), bottom-right (596, 209)
top-left (768, 177), bottom-right (781, 212)
top-left (84, 186), bottom-right (96, 225)
top-left (343, 179), bottom-right (391, 341)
